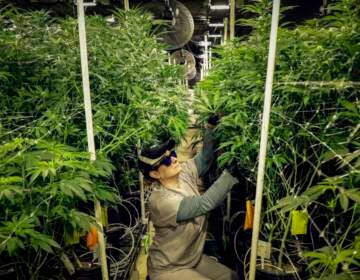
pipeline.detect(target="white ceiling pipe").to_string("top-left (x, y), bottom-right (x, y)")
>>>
top-left (74, 0), bottom-right (96, 7)
top-left (197, 41), bottom-right (212, 47)
top-left (209, 23), bottom-right (225, 27)
top-left (248, 1), bottom-right (281, 280)
top-left (208, 34), bottom-right (222, 38)
top-left (209, 5), bottom-right (230, 10)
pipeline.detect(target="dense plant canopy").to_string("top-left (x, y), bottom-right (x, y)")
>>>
top-left (196, 0), bottom-right (360, 278)
top-left (0, 6), bottom-right (188, 278)
top-left (0, 7), bottom-right (189, 185)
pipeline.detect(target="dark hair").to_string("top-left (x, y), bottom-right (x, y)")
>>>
top-left (137, 138), bottom-right (176, 180)
top-left (138, 159), bottom-right (156, 181)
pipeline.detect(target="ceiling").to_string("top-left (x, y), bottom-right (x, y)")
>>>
top-left (3, 0), bottom-right (325, 82)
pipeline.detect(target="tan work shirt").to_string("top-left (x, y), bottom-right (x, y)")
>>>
top-left (148, 158), bottom-right (207, 273)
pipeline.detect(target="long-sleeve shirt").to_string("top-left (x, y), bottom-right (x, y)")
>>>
top-left (147, 127), bottom-right (238, 277)
top-left (177, 127), bottom-right (238, 222)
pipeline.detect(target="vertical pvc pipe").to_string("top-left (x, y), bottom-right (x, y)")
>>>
top-left (209, 48), bottom-right (212, 70)
top-left (225, 16), bottom-right (230, 223)
top-left (229, 0), bottom-right (235, 40)
top-left (137, 140), bottom-right (148, 225)
top-left (204, 35), bottom-right (208, 76)
top-left (124, 0), bottom-right (129, 11)
top-left (77, 1), bottom-right (109, 279)
top-left (223, 17), bottom-right (228, 44)
top-left (248, 1), bottom-right (280, 280)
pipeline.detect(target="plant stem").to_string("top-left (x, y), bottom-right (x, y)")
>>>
top-left (278, 211), bottom-right (292, 269)
top-left (308, 214), bottom-right (333, 248)
top-left (339, 204), bottom-right (357, 249)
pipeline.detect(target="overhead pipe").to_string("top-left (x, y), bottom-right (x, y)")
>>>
top-left (248, 1), bottom-right (281, 280)
top-left (76, 1), bottom-right (109, 279)
top-left (209, 23), bottom-right (225, 27)
top-left (210, 5), bottom-right (230, 10)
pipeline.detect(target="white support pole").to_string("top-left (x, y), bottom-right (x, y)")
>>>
top-left (208, 48), bottom-right (211, 70)
top-left (204, 35), bottom-right (209, 76)
top-left (248, 1), bottom-right (280, 280)
top-left (137, 140), bottom-right (148, 225)
top-left (223, 17), bottom-right (228, 44)
top-left (77, 1), bottom-right (109, 279)
top-left (124, 0), bottom-right (129, 11)
top-left (225, 8), bottom-right (231, 223)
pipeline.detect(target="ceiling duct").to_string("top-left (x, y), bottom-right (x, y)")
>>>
top-left (170, 49), bottom-right (197, 80)
top-left (142, 0), bottom-right (194, 50)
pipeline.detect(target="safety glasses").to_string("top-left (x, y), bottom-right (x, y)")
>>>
top-left (152, 150), bottom-right (177, 170)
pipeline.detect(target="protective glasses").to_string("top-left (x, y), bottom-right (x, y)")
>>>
top-left (152, 150), bottom-right (177, 169)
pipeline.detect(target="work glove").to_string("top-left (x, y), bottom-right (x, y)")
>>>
top-left (226, 160), bottom-right (251, 182)
top-left (207, 113), bottom-right (222, 127)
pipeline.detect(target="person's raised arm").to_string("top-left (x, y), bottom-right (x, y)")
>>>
top-left (194, 114), bottom-right (220, 177)
top-left (176, 169), bottom-right (239, 222)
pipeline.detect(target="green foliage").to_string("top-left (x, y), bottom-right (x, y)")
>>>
top-left (196, 0), bottom-right (360, 277)
top-left (304, 244), bottom-right (360, 278)
top-left (0, 7), bottom-right (189, 188)
top-left (0, 5), bottom-right (189, 278)
top-left (0, 138), bottom-right (118, 277)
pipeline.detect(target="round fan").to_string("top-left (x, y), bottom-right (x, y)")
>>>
top-left (142, 0), bottom-right (194, 50)
top-left (170, 49), bottom-right (197, 80)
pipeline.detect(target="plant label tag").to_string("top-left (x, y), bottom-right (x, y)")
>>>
top-left (257, 240), bottom-right (271, 259)
top-left (244, 200), bottom-right (254, 230)
top-left (291, 210), bottom-right (308, 235)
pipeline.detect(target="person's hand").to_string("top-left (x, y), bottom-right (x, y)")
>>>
top-left (226, 160), bottom-right (251, 181)
top-left (207, 113), bottom-right (222, 127)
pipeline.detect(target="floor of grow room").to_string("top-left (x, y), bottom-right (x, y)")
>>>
top-left (129, 91), bottom-right (200, 280)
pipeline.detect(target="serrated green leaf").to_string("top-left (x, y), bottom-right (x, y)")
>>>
top-left (6, 237), bottom-right (24, 256)
top-left (345, 189), bottom-right (360, 203)
top-left (340, 100), bottom-right (357, 113)
top-left (67, 184), bottom-right (87, 201)
top-left (339, 193), bottom-right (349, 211)
top-left (36, 241), bottom-right (54, 254)
top-left (29, 171), bottom-right (41, 185)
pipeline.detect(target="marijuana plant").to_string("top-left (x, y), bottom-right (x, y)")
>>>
top-left (0, 6), bottom-right (189, 190)
top-left (196, 0), bottom-right (360, 277)
top-left (0, 138), bottom-right (118, 278)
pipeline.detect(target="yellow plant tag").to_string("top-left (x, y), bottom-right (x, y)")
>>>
top-left (291, 210), bottom-right (308, 235)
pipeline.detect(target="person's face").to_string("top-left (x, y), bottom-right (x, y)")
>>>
top-left (149, 150), bottom-right (181, 180)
